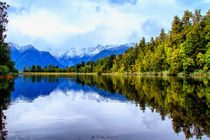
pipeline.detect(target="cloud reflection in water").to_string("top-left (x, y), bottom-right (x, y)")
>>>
top-left (5, 89), bottom-right (182, 140)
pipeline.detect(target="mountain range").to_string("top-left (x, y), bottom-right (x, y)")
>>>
top-left (9, 43), bottom-right (63, 71)
top-left (9, 43), bottom-right (134, 71)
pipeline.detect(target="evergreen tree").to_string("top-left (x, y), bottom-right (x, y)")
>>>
top-left (23, 65), bottom-right (26, 72)
top-left (27, 66), bottom-right (30, 72)
top-left (159, 28), bottom-right (166, 43)
top-left (31, 64), bottom-right (36, 72)
top-left (81, 61), bottom-right (85, 67)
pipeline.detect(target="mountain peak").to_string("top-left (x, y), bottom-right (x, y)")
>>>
top-left (20, 44), bottom-right (37, 52)
top-left (8, 43), bottom-right (38, 52)
top-left (59, 43), bottom-right (134, 59)
top-left (8, 42), bottom-right (20, 50)
top-left (10, 42), bottom-right (134, 70)
top-left (9, 43), bottom-right (64, 71)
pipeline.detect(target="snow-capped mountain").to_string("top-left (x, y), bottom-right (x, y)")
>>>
top-left (9, 42), bottom-right (134, 70)
top-left (91, 44), bottom-right (135, 61)
top-left (58, 44), bottom-right (128, 58)
top-left (9, 43), bottom-right (64, 71)
top-left (9, 43), bottom-right (37, 52)
top-left (58, 43), bottom-right (134, 66)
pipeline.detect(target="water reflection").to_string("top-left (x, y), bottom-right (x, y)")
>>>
top-left (0, 79), bottom-right (15, 140)
top-left (71, 75), bottom-right (209, 139)
top-left (2, 75), bottom-right (210, 140)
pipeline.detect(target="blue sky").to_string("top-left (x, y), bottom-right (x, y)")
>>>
top-left (4, 0), bottom-right (210, 54)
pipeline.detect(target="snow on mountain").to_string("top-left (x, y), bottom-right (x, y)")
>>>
top-left (8, 42), bottom-right (19, 50)
top-left (57, 43), bottom-right (134, 66)
top-left (19, 44), bottom-right (37, 52)
top-left (59, 43), bottom-right (134, 59)
top-left (8, 42), bottom-right (64, 71)
top-left (8, 42), bottom-right (37, 52)
top-left (91, 43), bottom-right (135, 61)
top-left (8, 42), bottom-right (135, 69)
top-left (49, 51), bottom-right (61, 59)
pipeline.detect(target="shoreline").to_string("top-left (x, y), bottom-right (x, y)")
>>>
top-left (0, 75), bottom-right (15, 79)
top-left (19, 72), bottom-right (209, 78)
top-left (19, 72), bottom-right (98, 75)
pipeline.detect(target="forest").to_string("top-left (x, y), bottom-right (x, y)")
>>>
top-left (28, 9), bottom-right (209, 75)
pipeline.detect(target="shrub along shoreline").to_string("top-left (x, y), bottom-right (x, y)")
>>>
top-left (0, 65), bottom-right (18, 79)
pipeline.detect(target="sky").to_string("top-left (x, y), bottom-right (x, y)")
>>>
top-left (3, 0), bottom-right (210, 54)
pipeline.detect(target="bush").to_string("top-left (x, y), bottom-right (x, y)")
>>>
top-left (0, 65), bottom-right (9, 77)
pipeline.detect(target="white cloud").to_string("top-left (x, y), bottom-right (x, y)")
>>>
top-left (11, 11), bottom-right (85, 36)
top-left (8, 9), bottom-right (99, 45)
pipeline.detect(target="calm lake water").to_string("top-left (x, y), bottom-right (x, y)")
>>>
top-left (0, 75), bottom-right (209, 140)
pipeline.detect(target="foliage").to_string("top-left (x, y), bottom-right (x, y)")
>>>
top-left (0, 78), bottom-right (14, 139)
top-left (0, 2), bottom-right (17, 73)
top-left (0, 65), bottom-right (9, 77)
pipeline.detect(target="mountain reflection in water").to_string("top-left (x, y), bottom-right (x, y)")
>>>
top-left (0, 75), bottom-right (209, 140)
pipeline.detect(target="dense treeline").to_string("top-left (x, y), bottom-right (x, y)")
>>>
top-left (23, 64), bottom-right (69, 72)
top-left (22, 64), bottom-right (91, 73)
top-left (0, 2), bottom-right (18, 75)
top-left (23, 10), bottom-right (209, 75)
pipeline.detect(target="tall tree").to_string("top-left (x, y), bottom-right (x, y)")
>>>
top-left (31, 64), bottom-right (36, 72)
top-left (23, 65), bottom-right (26, 72)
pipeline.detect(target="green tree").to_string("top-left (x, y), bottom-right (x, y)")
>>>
top-left (36, 65), bottom-right (41, 72)
top-left (31, 64), bottom-right (36, 72)
top-left (183, 58), bottom-right (195, 74)
top-left (27, 66), bottom-right (30, 72)
top-left (196, 52), bottom-right (205, 69)
top-left (159, 28), bottom-right (166, 43)
top-left (0, 65), bottom-right (9, 77)
top-left (149, 37), bottom-right (155, 52)
top-left (81, 61), bottom-right (85, 67)
top-left (23, 65), bottom-right (26, 72)
top-left (203, 48), bottom-right (210, 72)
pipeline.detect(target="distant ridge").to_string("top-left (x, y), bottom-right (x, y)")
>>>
top-left (9, 42), bottom-right (134, 71)
top-left (9, 43), bottom-right (64, 71)
top-left (58, 43), bottom-right (134, 66)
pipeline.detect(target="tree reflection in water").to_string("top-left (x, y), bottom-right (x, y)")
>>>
top-left (64, 75), bottom-right (209, 139)
top-left (0, 79), bottom-right (14, 140)
top-left (17, 75), bottom-right (210, 139)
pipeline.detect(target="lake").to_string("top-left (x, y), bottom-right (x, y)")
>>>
top-left (0, 75), bottom-right (209, 140)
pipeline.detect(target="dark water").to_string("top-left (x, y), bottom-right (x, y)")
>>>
top-left (0, 75), bottom-right (209, 140)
